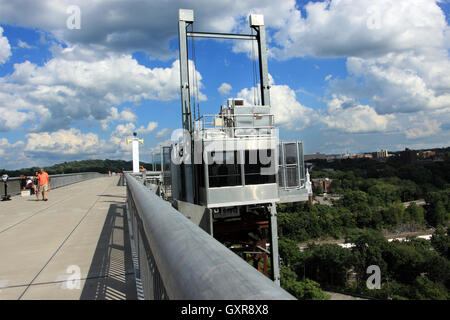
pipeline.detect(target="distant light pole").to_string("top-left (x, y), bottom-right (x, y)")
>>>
top-left (126, 132), bottom-right (144, 173)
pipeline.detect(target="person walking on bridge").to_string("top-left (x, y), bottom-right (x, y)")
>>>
top-left (33, 171), bottom-right (40, 201)
top-left (38, 168), bottom-right (50, 201)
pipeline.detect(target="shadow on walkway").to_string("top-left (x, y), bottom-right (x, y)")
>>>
top-left (80, 203), bottom-right (137, 300)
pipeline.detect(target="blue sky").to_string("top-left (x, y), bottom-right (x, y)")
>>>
top-left (0, 0), bottom-right (449, 169)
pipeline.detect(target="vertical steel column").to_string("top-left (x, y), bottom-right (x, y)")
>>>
top-left (178, 9), bottom-right (195, 203)
top-left (300, 141), bottom-right (305, 186)
top-left (240, 150), bottom-right (245, 186)
top-left (281, 142), bottom-right (287, 189)
top-left (178, 9), bottom-right (193, 133)
top-left (269, 202), bottom-right (280, 285)
top-left (250, 14), bottom-right (270, 107)
top-left (296, 141), bottom-right (301, 188)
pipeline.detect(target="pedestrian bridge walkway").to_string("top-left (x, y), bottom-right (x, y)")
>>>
top-left (0, 176), bottom-right (137, 300)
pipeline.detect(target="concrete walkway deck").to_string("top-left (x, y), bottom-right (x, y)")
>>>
top-left (0, 176), bottom-right (137, 300)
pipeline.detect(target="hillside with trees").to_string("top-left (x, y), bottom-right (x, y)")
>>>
top-left (0, 159), bottom-right (153, 177)
top-left (278, 150), bottom-right (450, 300)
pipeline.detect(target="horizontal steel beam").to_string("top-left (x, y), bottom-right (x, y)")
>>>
top-left (125, 173), bottom-right (295, 300)
top-left (187, 31), bottom-right (257, 41)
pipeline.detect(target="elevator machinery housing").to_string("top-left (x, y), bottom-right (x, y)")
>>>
top-left (155, 9), bottom-right (312, 285)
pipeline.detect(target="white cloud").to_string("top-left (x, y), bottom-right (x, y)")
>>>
top-left (100, 107), bottom-right (137, 130)
top-left (218, 82), bottom-right (232, 96)
top-left (17, 39), bottom-right (34, 49)
top-left (321, 95), bottom-right (395, 133)
top-left (334, 52), bottom-right (450, 115)
top-left (404, 116), bottom-right (442, 139)
top-left (138, 121), bottom-right (158, 135)
top-left (155, 128), bottom-right (170, 138)
top-left (272, 0), bottom-right (449, 60)
top-left (0, 138), bottom-right (24, 157)
top-left (0, 0), bottom-right (449, 160)
top-left (0, 26), bottom-right (11, 64)
top-left (0, 104), bottom-right (35, 131)
top-left (25, 128), bottom-right (103, 155)
top-left (0, 138), bottom-right (29, 168)
top-left (109, 123), bottom-right (136, 153)
top-left (238, 78), bottom-right (317, 129)
top-left (0, 46), bottom-right (205, 132)
top-left (284, 0), bottom-right (450, 139)
top-left (109, 121), bottom-right (158, 154)
top-left (0, 0), bottom-right (300, 59)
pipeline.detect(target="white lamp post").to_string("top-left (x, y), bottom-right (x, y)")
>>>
top-left (126, 132), bottom-right (144, 173)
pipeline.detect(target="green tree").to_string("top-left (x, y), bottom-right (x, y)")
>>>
top-left (405, 203), bottom-right (425, 225)
top-left (426, 200), bottom-right (448, 227)
top-left (315, 183), bottom-right (323, 195)
top-left (302, 244), bottom-right (353, 288)
top-left (412, 276), bottom-right (449, 300)
top-left (280, 265), bottom-right (330, 300)
top-left (279, 238), bottom-right (302, 268)
top-left (431, 226), bottom-right (450, 259)
top-left (347, 230), bottom-right (388, 289)
top-left (382, 202), bottom-right (405, 227)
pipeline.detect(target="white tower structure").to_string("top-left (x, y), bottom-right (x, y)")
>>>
top-left (126, 132), bottom-right (144, 173)
top-left (305, 168), bottom-right (312, 195)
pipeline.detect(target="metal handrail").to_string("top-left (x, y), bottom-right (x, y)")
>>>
top-left (0, 172), bottom-right (103, 196)
top-left (198, 113), bottom-right (275, 129)
top-left (125, 172), bottom-right (295, 300)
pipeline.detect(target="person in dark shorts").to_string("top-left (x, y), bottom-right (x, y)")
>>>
top-left (33, 172), bottom-right (40, 200)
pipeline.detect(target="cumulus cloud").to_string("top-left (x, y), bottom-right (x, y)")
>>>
top-left (218, 82), bottom-right (232, 96)
top-left (25, 128), bottom-right (103, 155)
top-left (109, 121), bottom-right (158, 154)
top-left (0, 26), bottom-right (11, 64)
top-left (138, 121), bottom-right (158, 135)
top-left (272, 0), bottom-right (449, 60)
top-left (17, 39), bottom-right (34, 49)
top-left (292, 0), bottom-right (450, 141)
top-left (0, 0), bottom-right (300, 59)
top-left (404, 116), bottom-right (442, 139)
top-left (155, 128), bottom-right (170, 138)
top-left (237, 77), bottom-right (317, 129)
top-left (100, 107), bottom-right (137, 130)
top-left (332, 52), bottom-right (450, 115)
top-left (0, 0), bottom-right (449, 159)
top-left (0, 138), bottom-right (24, 157)
top-left (321, 95), bottom-right (395, 133)
top-left (0, 138), bottom-right (29, 168)
top-left (0, 98), bottom-right (35, 131)
top-left (0, 45), bottom-right (204, 132)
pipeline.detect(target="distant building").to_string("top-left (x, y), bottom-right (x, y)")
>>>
top-left (400, 148), bottom-right (418, 164)
top-left (419, 151), bottom-right (436, 159)
top-left (304, 152), bottom-right (327, 161)
top-left (372, 149), bottom-right (389, 160)
top-left (326, 153), bottom-right (373, 161)
top-left (312, 178), bottom-right (332, 194)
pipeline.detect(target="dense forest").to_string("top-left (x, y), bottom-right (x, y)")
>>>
top-left (278, 149), bottom-right (450, 300)
top-left (0, 159), bottom-right (153, 177)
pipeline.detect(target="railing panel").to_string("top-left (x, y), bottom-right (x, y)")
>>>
top-left (125, 172), bottom-right (295, 300)
top-left (0, 172), bottom-right (104, 196)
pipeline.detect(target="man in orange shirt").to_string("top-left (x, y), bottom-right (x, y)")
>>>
top-left (38, 168), bottom-right (50, 201)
